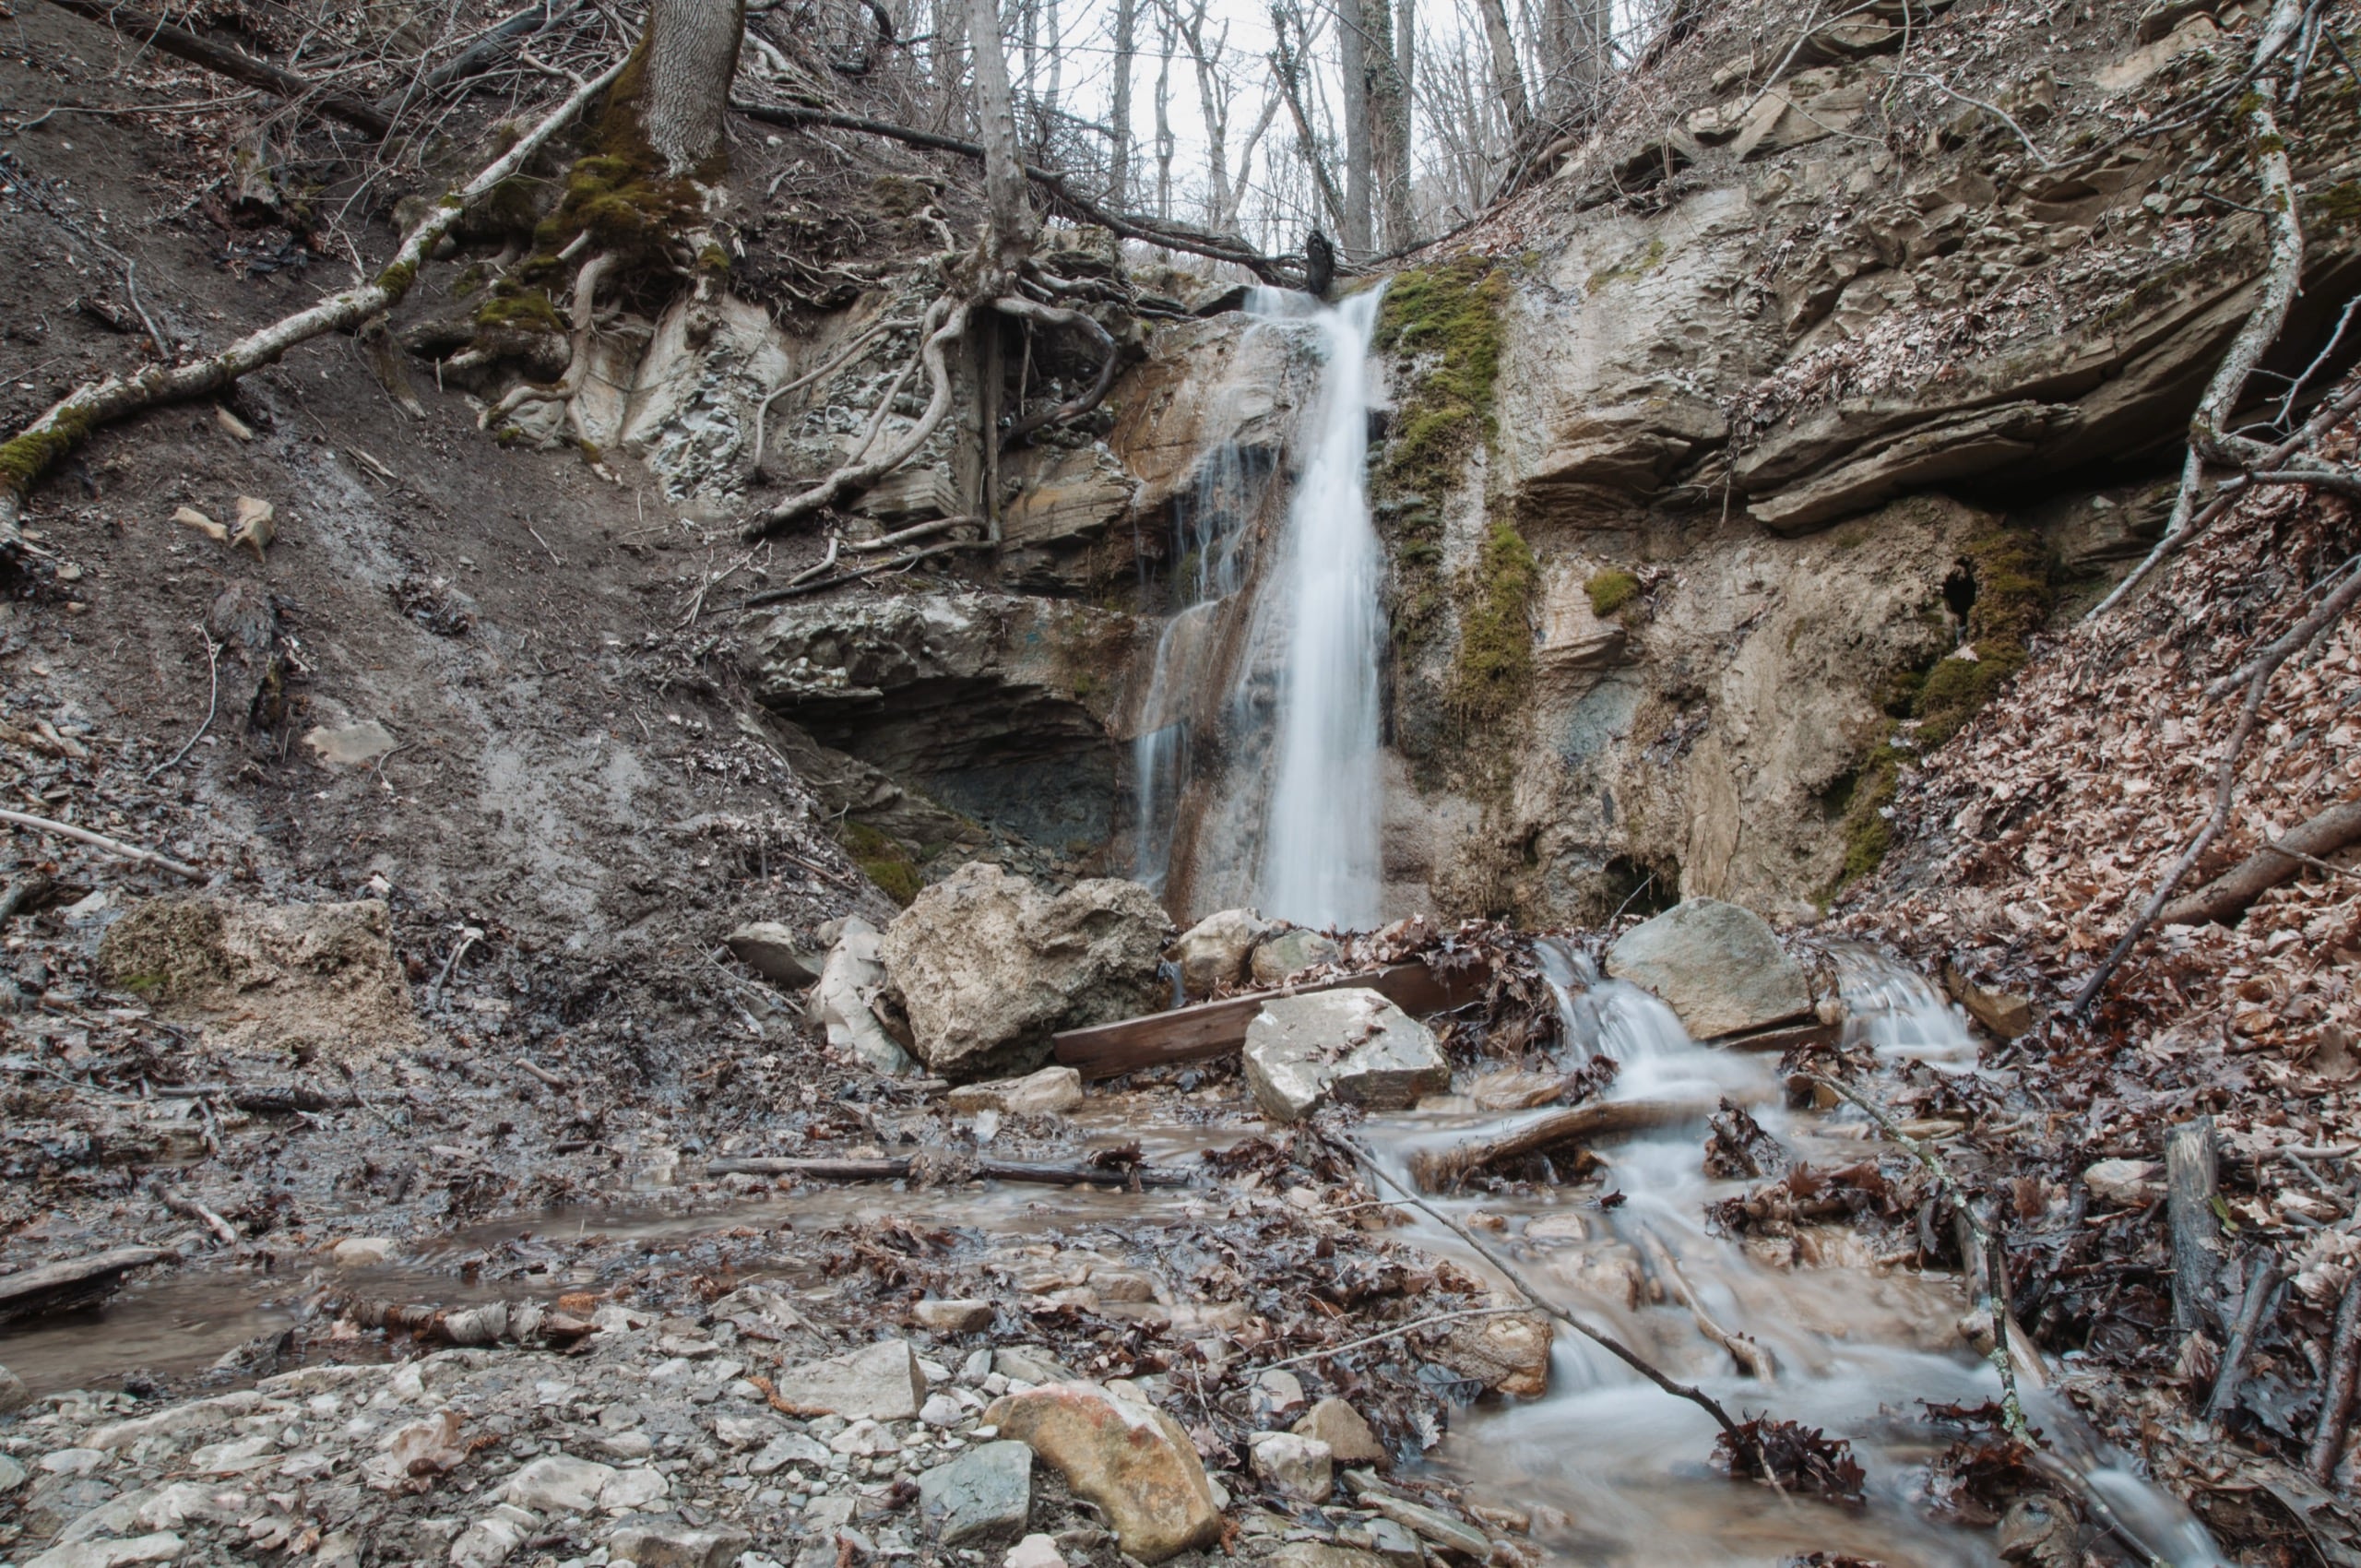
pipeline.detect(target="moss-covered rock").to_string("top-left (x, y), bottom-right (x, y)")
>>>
top-left (1586, 568), bottom-right (1641, 618)
top-left (1373, 257), bottom-right (1510, 502)
top-left (1452, 521), bottom-right (1539, 723)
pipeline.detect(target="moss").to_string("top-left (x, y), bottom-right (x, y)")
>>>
top-left (578, 441), bottom-right (604, 466)
top-left (1836, 743), bottom-right (1904, 885)
top-left (374, 258), bottom-right (419, 297)
top-left (1373, 256), bottom-right (1510, 500)
top-left (868, 174), bottom-right (928, 219)
top-left (1452, 521), bottom-right (1539, 723)
top-left (0, 408), bottom-right (93, 494)
top-left (476, 288), bottom-right (564, 333)
top-left (696, 243), bottom-right (731, 275)
top-left (843, 821), bottom-right (922, 907)
top-left (453, 264), bottom-right (490, 299)
top-left (1585, 568), bottom-right (1641, 618)
top-left (2311, 182), bottom-right (2361, 228)
top-left (1584, 238), bottom-right (1667, 296)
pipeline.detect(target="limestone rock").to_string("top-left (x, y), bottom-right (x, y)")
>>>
top-left (917, 1439), bottom-right (1034, 1547)
top-left (1249, 928), bottom-right (1344, 986)
top-left (498, 1455), bottom-right (618, 1513)
top-left (769, 1340), bottom-right (927, 1420)
top-left (24, 1535), bottom-right (188, 1568)
top-left (2083, 1159), bottom-right (2166, 1207)
top-left (450, 1506), bottom-right (534, 1568)
top-left (1730, 64), bottom-right (1882, 160)
top-left (606, 1524), bottom-right (753, 1568)
top-left (806, 916), bottom-right (914, 1075)
top-left (1004, 1536), bottom-right (1068, 1568)
top-left (945, 1065), bottom-right (1085, 1117)
top-left (881, 862), bottom-right (1171, 1078)
top-left (913, 1299), bottom-right (996, 1333)
top-left (1293, 1398), bottom-right (1386, 1467)
top-left (724, 921), bottom-right (822, 987)
top-left (1605, 898), bottom-right (1811, 1040)
top-left (1249, 1432), bottom-right (1334, 1503)
top-left (1433, 1310), bottom-right (1553, 1399)
top-left (983, 1383), bottom-right (1224, 1562)
top-left (1943, 963), bottom-right (2035, 1039)
top-left (1166, 908), bottom-right (1275, 999)
top-left (1241, 991), bottom-right (1449, 1123)
top-left (0, 1362), bottom-right (27, 1414)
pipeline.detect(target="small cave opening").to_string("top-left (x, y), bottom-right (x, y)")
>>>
top-left (1941, 562), bottom-right (1977, 623)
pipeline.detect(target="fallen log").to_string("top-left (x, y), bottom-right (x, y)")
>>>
top-left (2161, 798), bottom-right (2361, 927)
top-left (1407, 1098), bottom-right (1713, 1191)
top-left (2167, 1116), bottom-right (2225, 1333)
top-left (42, 0), bottom-right (394, 137)
top-left (338, 1297), bottom-right (596, 1347)
top-left (1052, 959), bottom-right (1490, 1081)
top-left (704, 1155), bottom-right (1195, 1189)
top-left (0, 1245), bottom-right (169, 1325)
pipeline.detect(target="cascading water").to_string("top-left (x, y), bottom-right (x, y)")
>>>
top-left (1245, 286), bottom-right (1389, 930)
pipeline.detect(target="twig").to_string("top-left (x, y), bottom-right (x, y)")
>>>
top-left (40, 0), bottom-right (394, 135)
top-left (513, 1057), bottom-right (569, 1089)
top-left (428, 924), bottom-right (485, 1006)
top-left (1901, 72), bottom-right (2055, 166)
top-left (2205, 1253), bottom-right (2285, 1425)
top-left (739, 537), bottom-right (988, 606)
top-left (151, 1181), bottom-right (238, 1245)
top-left (144, 629), bottom-right (221, 781)
top-left (2308, 1273), bottom-right (2361, 1481)
top-left (0, 807), bottom-right (205, 880)
top-left (1799, 1073), bottom-right (2037, 1442)
top-left (1261, 1305), bottom-right (1530, 1369)
top-left (525, 523), bottom-right (564, 565)
top-left (1639, 1225), bottom-right (1778, 1380)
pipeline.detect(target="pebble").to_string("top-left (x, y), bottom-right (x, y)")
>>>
top-left (1004, 1534), bottom-right (1067, 1568)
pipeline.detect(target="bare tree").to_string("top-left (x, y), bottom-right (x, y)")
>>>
top-left (1335, 0), bottom-right (1373, 255)
top-left (1153, 1), bottom-right (1177, 222)
top-left (1271, 0), bottom-right (1347, 237)
top-left (1474, 0), bottom-right (1530, 135)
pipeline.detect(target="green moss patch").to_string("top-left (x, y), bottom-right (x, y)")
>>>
top-left (1586, 568), bottom-right (1640, 618)
top-left (843, 821), bottom-right (923, 907)
top-left (1374, 257), bottom-right (1510, 500)
top-left (475, 286), bottom-right (564, 333)
top-left (1452, 521), bottom-right (1539, 723)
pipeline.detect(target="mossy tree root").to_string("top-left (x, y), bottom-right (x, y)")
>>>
top-left (0, 56), bottom-right (628, 571)
top-left (480, 250), bottom-right (620, 442)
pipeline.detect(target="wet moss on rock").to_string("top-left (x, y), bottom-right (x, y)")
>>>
top-left (1586, 568), bottom-right (1641, 618)
top-left (1452, 520), bottom-right (1539, 723)
top-left (1373, 256), bottom-right (1510, 501)
top-left (843, 821), bottom-right (922, 907)
top-left (475, 286), bottom-right (565, 333)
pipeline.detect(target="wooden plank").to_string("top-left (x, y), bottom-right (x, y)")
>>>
top-left (1053, 959), bottom-right (1489, 1080)
top-left (0, 1245), bottom-right (168, 1326)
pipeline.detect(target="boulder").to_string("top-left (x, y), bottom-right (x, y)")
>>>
top-left (769, 1340), bottom-right (928, 1421)
top-left (881, 862), bottom-right (1171, 1078)
top-left (1293, 1398), bottom-right (1386, 1467)
top-left (1241, 992), bottom-right (1450, 1123)
top-left (917, 1439), bottom-right (1034, 1547)
top-left (1166, 908), bottom-right (1275, 999)
top-left (806, 917), bottom-right (915, 1075)
top-left (945, 1065), bottom-right (1085, 1117)
top-left (1249, 1432), bottom-right (1334, 1503)
top-left (724, 921), bottom-right (822, 987)
top-left (1604, 898), bottom-right (1811, 1040)
top-left (499, 1455), bottom-right (618, 1513)
top-left (983, 1383), bottom-right (1224, 1562)
top-left (1249, 927), bottom-right (1344, 986)
top-left (605, 1524), bottom-right (753, 1568)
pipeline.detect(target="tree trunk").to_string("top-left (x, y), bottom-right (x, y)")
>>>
top-left (1335, 0), bottom-right (1373, 256)
top-left (635, 0), bottom-right (744, 175)
top-left (1153, 7), bottom-right (1176, 223)
top-left (1109, 0), bottom-right (1136, 201)
top-left (1367, 0), bottom-right (1412, 250)
top-left (966, 0), bottom-right (1036, 268)
top-left (1476, 0), bottom-right (1531, 134)
top-left (932, 0), bottom-right (968, 125)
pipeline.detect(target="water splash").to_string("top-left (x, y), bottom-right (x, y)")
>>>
top-left (1248, 286), bottom-right (1388, 930)
top-left (1830, 941), bottom-right (1982, 1071)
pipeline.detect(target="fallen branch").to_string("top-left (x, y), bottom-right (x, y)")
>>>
top-left (0, 807), bottom-right (206, 881)
top-left (703, 1154), bottom-right (1195, 1188)
top-left (0, 873), bottom-right (53, 926)
top-left (1407, 1097), bottom-right (1713, 1191)
top-left (0, 1245), bottom-right (168, 1325)
top-left (2161, 797), bottom-right (2361, 926)
top-left (42, 0), bottom-right (393, 136)
top-left (2308, 1272), bottom-right (2361, 1481)
top-left (1262, 1305), bottom-right (1531, 1370)
top-left (377, 0), bottom-right (586, 117)
top-left (0, 54), bottom-right (625, 569)
top-left (152, 1182), bottom-right (239, 1246)
top-left (2205, 1253), bottom-right (2285, 1426)
top-left (143, 628), bottom-right (221, 782)
top-left (2166, 1116), bottom-right (2225, 1334)
top-left (1640, 1226), bottom-right (1778, 1380)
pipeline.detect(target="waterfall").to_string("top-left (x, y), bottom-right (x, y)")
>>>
top-left (1248, 285), bottom-right (1388, 930)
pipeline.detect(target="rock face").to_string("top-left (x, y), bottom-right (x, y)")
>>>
top-left (1166, 908), bottom-right (1275, 999)
top-left (805, 917), bottom-right (914, 1075)
top-left (95, 897), bottom-right (417, 1060)
top-left (1240, 992), bottom-right (1450, 1123)
top-left (1605, 898), bottom-right (1811, 1040)
top-left (1248, 927), bottom-right (1344, 986)
top-left (767, 1341), bottom-right (927, 1421)
top-left (983, 1384), bottom-right (1224, 1563)
top-left (881, 863), bottom-right (1171, 1077)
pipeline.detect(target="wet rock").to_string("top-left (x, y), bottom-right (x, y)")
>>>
top-left (2083, 1159), bottom-right (2166, 1207)
top-left (913, 1298), bottom-right (996, 1334)
top-left (23, 1535), bottom-right (185, 1568)
top-left (1249, 1431), bottom-right (1334, 1502)
top-left (499, 1454), bottom-right (619, 1513)
top-left (805, 915), bottom-right (913, 1075)
top-left (749, 1431), bottom-right (832, 1475)
top-left (96, 896), bottom-right (419, 1060)
top-left (882, 863), bottom-right (1171, 1077)
top-left (1343, 1516), bottom-right (1424, 1567)
top-left (1251, 1368), bottom-right (1307, 1422)
top-left (1264, 1547), bottom-right (1389, 1568)
top-left (983, 1383), bottom-right (1224, 1563)
top-left (1604, 898), bottom-right (1811, 1040)
top-left (1350, 1483), bottom-right (1494, 1561)
top-left (1292, 1398), bottom-right (1385, 1467)
top-left (917, 1438), bottom-right (1034, 1547)
top-left (1434, 1310), bottom-right (1553, 1399)
top-left (1166, 908), bottom-right (1275, 998)
top-left (1249, 928), bottom-right (1344, 986)
top-left (1943, 962), bottom-right (2035, 1039)
top-left (608, 1522), bottom-right (755, 1568)
top-left (1997, 1493), bottom-right (2079, 1567)
top-left (450, 1505), bottom-right (534, 1568)
top-left (725, 921), bottom-right (823, 987)
top-left (0, 1361), bottom-right (26, 1413)
top-left (945, 1066), bottom-right (1084, 1117)
top-left (0, 1454), bottom-right (24, 1492)
top-left (769, 1340), bottom-right (927, 1420)
top-left (994, 1347), bottom-right (1078, 1386)
top-left (1241, 992), bottom-right (1449, 1123)
top-left (1003, 1536), bottom-right (1067, 1568)
top-left (331, 1236), bottom-right (395, 1266)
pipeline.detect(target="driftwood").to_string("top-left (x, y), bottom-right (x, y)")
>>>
top-left (2308, 1273), bottom-right (2361, 1481)
top-left (2167, 1116), bottom-right (2225, 1333)
top-left (42, 0), bottom-right (394, 137)
top-left (1052, 959), bottom-right (1489, 1080)
top-left (0, 1245), bottom-right (168, 1325)
top-left (1407, 1098), bottom-right (1712, 1191)
top-left (340, 1297), bottom-right (596, 1347)
top-left (704, 1155), bottom-right (1194, 1188)
top-left (2162, 798), bottom-right (2361, 927)
top-left (0, 807), bottom-right (206, 881)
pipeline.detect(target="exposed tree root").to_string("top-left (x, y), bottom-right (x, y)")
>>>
top-left (0, 56), bottom-right (628, 573)
top-left (480, 251), bottom-right (619, 444)
top-left (993, 295), bottom-right (1121, 448)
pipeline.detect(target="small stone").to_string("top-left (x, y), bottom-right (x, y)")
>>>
top-left (749, 1432), bottom-right (832, 1476)
top-left (331, 1237), bottom-right (395, 1266)
top-left (1292, 1398), bottom-right (1385, 1466)
top-left (1252, 1368), bottom-right (1307, 1420)
top-left (726, 921), bottom-right (824, 986)
top-left (921, 1393), bottom-right (965, 1428)
top-left (1242, 991), bottom-right (1448, 1123)
top-left (805, 1494), bottom-right (857, 1528)
top-left (42, 1448), bottom-right (108, 1476)
top-left (601, 1468), bottom-right (670, 1511)
top-left (499, 1454), bottom-right (617, 1513)
top-left (713, 1415), bottom-right (780, 1449)
top-left (0, 1454), bottom-right (25, 1492)
top-left (1165, 908), bottom-right (1275, 999)
top-left (1249, 928), bottom-right (1343, 986)
top-left (946, 1066), bottom-right (1085, 1117)
top-left (607, 1524), bottom-right (755, 1568)
top-left (1435, 1310), bottom-right (1552, 1399)
top-left (992, 1347), bottom-right (1076, 1386)
top-left (917, 1439), bottom-right (1033, 1547)
top-left (0, 1362), bottom-right (29, 1413)
top-left (915, 1299), bottom-right (997, 1334)
top-left (449, 1505), bottom-right (535, 1568)
top-left (984, 1383), bottom-right (1223, 1563)
top-left (1356, 1491), bottom-right (1494, 1561)
top-left (2083, 1159), bottom-right (2167, 1207)
top-left (1003, 1535), bottom-right (1066, 1568)
top-left (1250, 1432), bottom-right (1333, 1502)
top-left (769, 1340), bottom-right (928, 1421)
